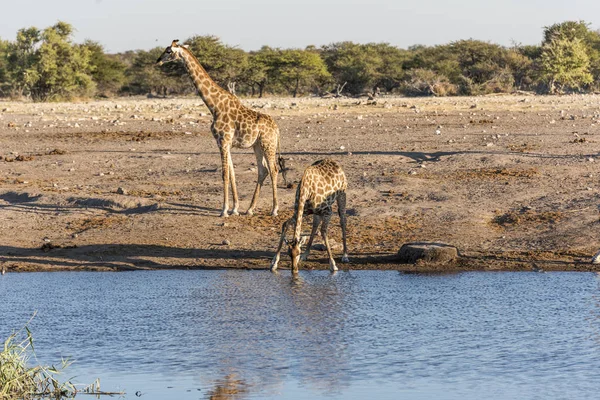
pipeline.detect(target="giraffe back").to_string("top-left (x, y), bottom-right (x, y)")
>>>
top-left (297, 159), bottom-right (347, 215)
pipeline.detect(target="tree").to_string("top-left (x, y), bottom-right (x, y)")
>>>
top-left (270, 48), bottom-right (331, 97)
top-left (542, 21), bottom-right (600, 87)
top-left (124, 47), bottom-right (191, 96)
top-left (245, 46), bottom-right (277, 97)
top-left (83, 40), bottom-right (127, 97)
top-left (24, 22), bottom-right (96, 101)
top-left (539, 36), bottom-right (593, 93)
top-left (185, 35), bottom-right (248, 93)
top-left (366, 43), bottom-right (409, 92)
top-left (0, 39), bottom-right (10, 96)
top-left (4, 22), bottom-right (95, 101)
top-left (321, 42), bottom-right (383, 95)
top-left (6, 27), bottom-right (41, 97)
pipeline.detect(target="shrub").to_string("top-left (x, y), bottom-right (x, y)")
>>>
top-left (402, 69), bottom-right (457, 96)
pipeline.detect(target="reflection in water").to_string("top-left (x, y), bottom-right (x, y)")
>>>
top-left (1, 271), bottom-right (600, 400)
top-left (190, 270), bottom-right (352, 397)
top-left (205, 374), bottom-right (250, 400)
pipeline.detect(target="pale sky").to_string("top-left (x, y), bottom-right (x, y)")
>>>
top-left (2, 0), bottom-right (599, 53)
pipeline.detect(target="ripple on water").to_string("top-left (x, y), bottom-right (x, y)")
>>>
top-left (1, 270), bottom-right (600, 399)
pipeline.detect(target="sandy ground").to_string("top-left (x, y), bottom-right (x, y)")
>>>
top-left (1, 94), bottom-right (599, 273)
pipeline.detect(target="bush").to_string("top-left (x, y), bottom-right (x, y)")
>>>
top-left (402, 69), bottom-right (457, 97)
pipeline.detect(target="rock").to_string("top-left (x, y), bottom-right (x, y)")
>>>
top-left (222, 239), bottom-right (231, 246)
top-left (397, 242), bottom-right (458, 263)
top-left (116, 187), bottom-right (128, 195)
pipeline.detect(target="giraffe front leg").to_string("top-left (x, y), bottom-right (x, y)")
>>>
top-left (301, 215), bottom-right (321, 261)
top-left (219, 147), bottom-right (231, 217)
top-left (320, 213), bottom-right (338, 272)
top-left (266, 150), bottom-right (279, 217)
top-left (271, 219), bottom-right (291, 272)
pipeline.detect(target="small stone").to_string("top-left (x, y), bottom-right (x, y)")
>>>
top-left (222, 239), bottom-right (231, 246)
top-left (116, 187), bottom-right (128, 195)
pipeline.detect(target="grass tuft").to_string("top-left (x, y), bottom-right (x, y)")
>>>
top-left (0, 316), bottom-right (76, 399)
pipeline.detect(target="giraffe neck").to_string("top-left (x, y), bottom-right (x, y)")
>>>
top-left (180, 50), bottom-right (234, 116)
top-left (293, 182), bottom-right (308, 240)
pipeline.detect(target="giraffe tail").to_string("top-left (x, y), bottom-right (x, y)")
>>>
top-left (277, 132), bottom-right (288, 186)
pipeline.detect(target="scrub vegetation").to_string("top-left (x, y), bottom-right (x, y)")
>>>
top-left (0, 20), bottom-right (599, 101)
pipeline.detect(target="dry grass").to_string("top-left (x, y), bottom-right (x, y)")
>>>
top-left (491, 209), bottom-right (564, 227)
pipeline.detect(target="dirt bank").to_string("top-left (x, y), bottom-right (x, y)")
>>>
top-left (1, 95), bottom-right (599, 273)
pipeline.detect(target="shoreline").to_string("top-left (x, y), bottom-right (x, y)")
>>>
top-left (1, 95), bottom-right (599, 274)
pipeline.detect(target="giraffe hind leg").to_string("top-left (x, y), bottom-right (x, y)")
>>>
top-left (266, 148), bottom-right (279, 216)
top-left (247, 145), bottom-right (268, 216)
top-left (229, 159), bottom-right (240, 216)
top-left (320, 213), bottom-right (338, 272)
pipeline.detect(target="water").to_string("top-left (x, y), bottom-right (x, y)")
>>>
top-left (1, 270), bottom-right (600, 399)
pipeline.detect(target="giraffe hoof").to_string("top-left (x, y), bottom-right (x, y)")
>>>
top-left (220, 211), bottom-right (230, 218)
top-left (271, 210), bottom-right (278, 217)
top-left (231, 210), bottom-right (239, 216)
top-left (329, 261), bottom-right (338, 272)
top-left (246, 209), bottom-right (254, 216)
top-left (300, 253), bottom-right (309, 261)
top-left (342, 255), bottom-right (350, 263)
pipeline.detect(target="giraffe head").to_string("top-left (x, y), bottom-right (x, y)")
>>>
top-left (287, 236), bottom-right (307, 273)
top-left (156, 39), bottom-right (185, 65)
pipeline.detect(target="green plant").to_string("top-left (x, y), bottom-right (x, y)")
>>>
top-left (0, 317), bottom-right (75, 399)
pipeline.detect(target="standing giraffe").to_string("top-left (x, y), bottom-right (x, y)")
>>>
top-left (157, 40), bottom-right (282, 217)
top-left (271, 159), bottom-right (349, 274)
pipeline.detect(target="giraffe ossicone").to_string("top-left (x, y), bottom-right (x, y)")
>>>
top-left (157, 40), bottom-right (282, 217)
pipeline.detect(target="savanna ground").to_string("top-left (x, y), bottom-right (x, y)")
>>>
top-left (1, 94), bottom-right (599, 273)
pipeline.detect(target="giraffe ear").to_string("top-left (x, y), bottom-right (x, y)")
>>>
top-left (182, 44), bottom-right (190, 49)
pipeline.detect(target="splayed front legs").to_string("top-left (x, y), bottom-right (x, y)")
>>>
top-left (271, 219), bottom-right (292, 272)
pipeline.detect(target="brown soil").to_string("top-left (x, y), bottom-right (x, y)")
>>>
top-left (1, 94), bottom-right (599, 273)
